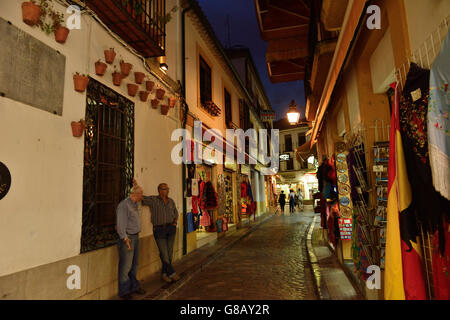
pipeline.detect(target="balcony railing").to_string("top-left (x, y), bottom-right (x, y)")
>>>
top-left (84, 0), bottom-right (166, 58)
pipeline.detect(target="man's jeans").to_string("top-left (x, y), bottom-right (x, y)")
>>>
top-left (154, 225), bottom-right (176, 277)
top-left (118, 233), bottom-right (140, 297)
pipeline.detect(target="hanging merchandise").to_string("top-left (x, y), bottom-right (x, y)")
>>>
top-left (192, 196), bottom-right (199, 214)
top-left (432, 220), bottom-right (450, 300)
top-left (198, 179), bottom-right (206, 210)
top-left (216, 218), bottom-right (223, 233)
top-left (193, 212), bottom-right (200, 231)
top-left (385, 82), bottom-right (427, 300)
top-left (222, 215), bottom-right (229, 232)
top-left (200, 209), bottom-right (211, 227)
top-left (192, 179), bottom-right (199, 196)
top-left (186, 197), bottom-right (192, 212)
top-left (187, 163), bottom-right (196, 179)
top-left (186, 178), bottom-right (192, 197)
top-left (428, 31), bottom-right (450, 201)
top-left (240, 180), bottom-right (248, 198)
top-left (335, 143), bottom-right (354, 240)
top-left (203, 181), bottom-right (218, 210)
top-left (187, 212), bottom-right (194, 233)
top-left (247, 180), bottom-right (254, 202)
top-left (224, 172), bottom-right (234, 224)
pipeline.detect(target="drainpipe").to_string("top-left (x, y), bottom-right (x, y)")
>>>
top-left (181, 3), bottom-right (193, 255)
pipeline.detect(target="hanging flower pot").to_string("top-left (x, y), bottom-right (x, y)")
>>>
top-left (127, 83), bottom-right (139, 97)
top-left (54, 26), bottom-right (70, 44)
top-left (169, 97), bottom-right (177, 108)
top-left (160, 104), bottom-right (170, 116)
top-left (95, 60), bottom-right (107, 76)
top-left (139, 91), bottom-right (150, 102)
top-left (151, 99), bottom-right (159, 109)
top-left (134, 72), bottom-right (145, 84)
top-left (146, 80), bottom-right (155, 92)
top-left (22, 1), bottom-right (42, 26)
top-left (120, 61), bottom-right (133, 77)
top-left (156, 88), bottom-right (166, 100)
top-left (71, 120), bottom-right (85, 137)
top-left (112, 71), bottom-right (122, 86)
top-left (73, 73), bottom-right (89, 93)
top-left (104, 48), bottom-right (116, 64)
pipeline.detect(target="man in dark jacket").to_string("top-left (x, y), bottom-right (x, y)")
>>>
top-left (278, 191), bottom-right (286, 213)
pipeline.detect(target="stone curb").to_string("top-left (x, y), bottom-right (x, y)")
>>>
top-left (305, 215), bottom-right (331, 300)
top-left (148, 210), bottom-right (277, 300)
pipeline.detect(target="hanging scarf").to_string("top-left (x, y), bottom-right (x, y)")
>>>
top-left (428, 31), bottom-right (450, 201)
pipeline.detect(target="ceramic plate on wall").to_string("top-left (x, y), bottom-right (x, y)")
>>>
top-left (338, 174), bottom-right (348, 184)
top-left (339, 196), bottom-right (350, 207)
top-left (339, 184), bottom-right (351, 195)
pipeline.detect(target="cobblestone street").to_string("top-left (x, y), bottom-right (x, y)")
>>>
top-left (169, 210), bottom-right (318, 300)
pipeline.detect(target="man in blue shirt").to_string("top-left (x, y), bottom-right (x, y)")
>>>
top-left (116, 186), bottom-right (147, 299)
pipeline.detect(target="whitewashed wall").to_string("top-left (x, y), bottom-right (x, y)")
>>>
top-left (0, 0), bottom-right (182, 277)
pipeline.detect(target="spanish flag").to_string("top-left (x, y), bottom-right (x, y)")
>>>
top-left (384, 83), bottom-right (427, 300)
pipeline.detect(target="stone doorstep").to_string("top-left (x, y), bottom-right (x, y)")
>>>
top-left (111, 209), bottom-right (277, 300)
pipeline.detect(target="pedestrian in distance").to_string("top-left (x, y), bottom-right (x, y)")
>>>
top-left (278, 190), bottom-right (286, 213)
top-left (297, 189), bottom-right (304, 211)
top-left (289, 189), bottom-right (296, 214)
top-left (116, 185), bottom-right (147, 300)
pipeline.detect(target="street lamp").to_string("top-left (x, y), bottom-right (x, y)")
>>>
top-left (287, 100), bottom-right (301, 125)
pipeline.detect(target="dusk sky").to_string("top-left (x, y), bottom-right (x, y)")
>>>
top-left (197, 0), bottom-right (306, 120)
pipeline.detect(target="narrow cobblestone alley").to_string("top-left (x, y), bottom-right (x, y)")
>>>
top-left (169, 210), bottom-right (318, 300)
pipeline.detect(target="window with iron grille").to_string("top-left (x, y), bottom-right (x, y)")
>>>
top-left (298, 133), bottom-right (306, 147)
top-left (81, 78), bottom-right (134, 253)
top-left (199, 55), bottom-right (212, 106)
top-left (224, 88), bottom-right (232, 126)
top-left (284, 135), bottom-right (292, 152)
top-left (286, 157), bottom-right (294, 171)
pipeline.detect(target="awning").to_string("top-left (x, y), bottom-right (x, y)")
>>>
top-left (295, 141), bottom-right (315, 163)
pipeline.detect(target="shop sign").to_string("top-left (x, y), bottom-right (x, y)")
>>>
top-left (259, 110), bottom-right (276, 122)
top-left (0, 162), bottom-right (11, 200)
top-left (280, 154), bottom-right (290, 162)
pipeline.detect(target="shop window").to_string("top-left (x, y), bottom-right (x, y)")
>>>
top-left (224, 88), bottom-right (232, 127)
top-left (200, 55), bottom-right (212, 106)
top-left (81, 78), bottom-right (134, 253)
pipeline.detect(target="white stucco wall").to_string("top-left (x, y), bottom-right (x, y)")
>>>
top-left (404, 0), bottom-right (450, 54)
top-left (370, 28), bottom-right (396, 94)
top-left (0, 0), bottom-right (182, 277)
top-left (344, 64), bottom-right (361, 132)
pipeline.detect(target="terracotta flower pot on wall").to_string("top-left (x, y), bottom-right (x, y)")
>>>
top-left (151, 99), bottom-right (159, 109)
top-left (112, 72), bottom-right (122, 86)
top-left (134, 72), bottom-right (145, 84)
top-left (156, 88), bottom-right (165, 100)
top-left (22, 2), bottom-right (42, 26)
top-left (54, 26), bottom-right (70, 44)
top-left (95, 61), bottom-right (107, 76)
top-left (169, 97), bottom-right (177, 108)
top-left (104, 49), bottom-right (116, 64)
top-left (139, 91), bottom-right (150, 102)
top-left (120, 61), bottom-right (133, 77)
top-left (160, 104), bottom-right (170, 115)
top-left (127, 83), bottom-right (139, 97)
top-left (73, 74), bottom-right (89, 92)
top-left (146, 81), bottom-right (155, 92)
top-left (71, 121), bottom-right (84, 137)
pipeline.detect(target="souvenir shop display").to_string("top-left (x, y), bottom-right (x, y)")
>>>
top-left (335, 142), bottom-right (354, 240)
top-left (224, 172), bottom-right (234, 224)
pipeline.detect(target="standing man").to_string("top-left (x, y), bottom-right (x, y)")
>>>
top-left (278, 190), bottom-right (286, 213)
top-left (138, 181), bottom-right (180, 283)
top-left (116, 186), bottom-right (147, 299)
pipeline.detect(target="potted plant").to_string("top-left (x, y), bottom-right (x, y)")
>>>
top-left (151, 99), bottom-right (159, 109)
top-left (22, 1), bottom-right (42, 26)
top-left (95, 60), bottom-right (108, 76)
top-left (104, 48), bottom-right (116, 64)
top-left (169, 97), bottom-right (177, 108)
top-left (139, 91), bottom-right (150, 102)
top-left (73, 73), bottom-right (89, 92)
top-left (127, 83), bottom-right (139, 97)
top-left (156, 88), bottom-right (165, 100)
top-left (120, 60), bottom-right (133, 77)
top-left (160, 104), bottom-right (170, 116)
top-left (52, 11), bottom-right (69, 44)
top-left (146, 80), bottom-right (155, 92)
top-left (112, 67), bottom-right (122, 86)
top-left (71, 119), bottom-right (86, 137)
top-left (134, 72), bottom-right (145, 84)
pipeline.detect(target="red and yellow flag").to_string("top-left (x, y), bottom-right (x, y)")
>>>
top-left (384, 83), bottom-right (427, 300)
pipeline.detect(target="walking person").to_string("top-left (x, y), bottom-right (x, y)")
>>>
top-left (139, 181), bottom-right (180, 283)
top-left (297, 189), bottom-right (304, 211)
top-left (289, 189), bottom-right (296, 214)
top-left (116, 186), bottom-right (147, 299)
top-left (278, 190), bottom-right (286, 213)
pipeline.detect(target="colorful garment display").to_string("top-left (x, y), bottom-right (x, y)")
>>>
top-left (191, 179), bottom-right (199, 196)
top-left (240, 181), bottom-right (248, 198)
top-left (200, 209), bottom-right (211, 227)
top-left (432, 220), bottom-right (450, 300)
top-left (192, 196), bottom-right (199, 214)
top-left (203, 181), bottom-right (218, 210)
top-left (187, 212), bottom-right (194, 233)
top-left (428, 31), bottom-right (450, 201)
